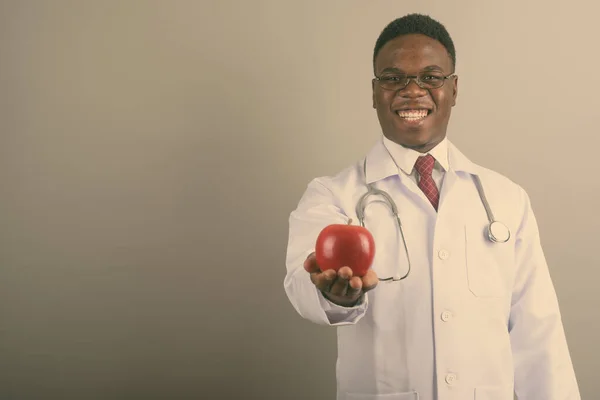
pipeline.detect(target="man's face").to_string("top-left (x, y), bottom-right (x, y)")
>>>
top-left (372, 34), bottom-right (458, 153)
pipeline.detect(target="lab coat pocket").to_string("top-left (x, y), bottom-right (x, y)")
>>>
top-left (465, 224), bottom-right (512, 298)
top-left (474, 385), bottom-right (513, 399)
top-left (346, 391), bottom-right (419, 400)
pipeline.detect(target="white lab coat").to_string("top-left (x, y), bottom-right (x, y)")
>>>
top-left (284, 138), bottom-right (580, 400)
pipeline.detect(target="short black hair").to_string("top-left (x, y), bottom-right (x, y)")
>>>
top-left (373, 14), bottom-right (456, 73)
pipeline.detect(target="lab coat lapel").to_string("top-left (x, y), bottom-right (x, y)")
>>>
top-left (398, 171), bottom-right (440, 216)
top-left (437, 169), bottom-right (457, 215)
top-left (364, 139), bottom-right (399, 184)
top-left (437, 142), bottom-right (480, 222)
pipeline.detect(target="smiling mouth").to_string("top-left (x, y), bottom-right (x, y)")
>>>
top-left (395, 109), bottom-right (431, 121)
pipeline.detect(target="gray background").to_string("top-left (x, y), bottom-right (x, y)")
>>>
top-left (0, 1), bottom-right (597, 399)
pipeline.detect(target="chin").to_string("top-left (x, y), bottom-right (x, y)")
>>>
top-left (387, 131), bottom-right (432, 149)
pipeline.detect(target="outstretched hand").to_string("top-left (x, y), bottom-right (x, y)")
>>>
top-left (304, 252), bottom-right (379, 307)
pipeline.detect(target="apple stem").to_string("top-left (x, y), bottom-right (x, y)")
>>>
top-left (347, 218), bottom-right (353, 225)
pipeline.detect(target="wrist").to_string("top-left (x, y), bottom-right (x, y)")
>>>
top-left (322, 291), bottom-right (360, 308)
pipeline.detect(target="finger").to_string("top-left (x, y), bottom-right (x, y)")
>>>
top-left (361, 269), bottom-right (379, 292)
top-left (346, 276), bottom-right (363, 298)
top-left (329, 267), bottom-right (353, 297)
top-left (310, 269), bottom-right (336, 292)
top-left (303, 252), bottom-right (320, 273)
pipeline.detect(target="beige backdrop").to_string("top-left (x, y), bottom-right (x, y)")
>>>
top-left (1, 1), bottom-right (597, 399)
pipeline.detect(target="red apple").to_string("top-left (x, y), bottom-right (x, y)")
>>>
top-left (315, 218), bottom-right (375, 277)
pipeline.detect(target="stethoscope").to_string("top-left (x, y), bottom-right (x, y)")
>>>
top-left (355, 154), bottom-right (511, 282)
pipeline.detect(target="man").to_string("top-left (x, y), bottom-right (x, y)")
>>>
top-left (283, 13), bottom-right (580, 400)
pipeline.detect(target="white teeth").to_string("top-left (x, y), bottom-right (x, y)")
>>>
top-left (397, 109), bottom-right (428, 120)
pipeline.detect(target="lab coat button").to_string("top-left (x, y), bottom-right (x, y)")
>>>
top-left (445, 373), bottom-right (457, 385)
top-left (441, 311), bottom-right (452, 322)
top-left (438, 249), bottom-right (450, 260)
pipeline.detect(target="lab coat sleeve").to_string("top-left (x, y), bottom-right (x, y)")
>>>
top-left (509, 187), bottom-right (580, 399)
top-left (283, 177), bottom-right (370, 326)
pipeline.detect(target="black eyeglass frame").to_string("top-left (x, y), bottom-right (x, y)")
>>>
top-left (373, 72), bottom-right (456, 90)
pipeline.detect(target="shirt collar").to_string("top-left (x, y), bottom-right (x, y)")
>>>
top-left (364, 135), bottom-right (479, 184)
top-left (382, 135), bottom-right (450, 176)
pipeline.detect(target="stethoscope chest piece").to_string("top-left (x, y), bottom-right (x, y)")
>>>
top-left (488, 220), bottom-right (510, 243)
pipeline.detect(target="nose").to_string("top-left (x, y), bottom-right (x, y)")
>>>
top-left (398, 78), bottom-right (427, 98)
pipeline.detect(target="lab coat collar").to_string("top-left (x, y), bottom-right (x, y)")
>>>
top-left (364, 135), bottom-right (480, 184)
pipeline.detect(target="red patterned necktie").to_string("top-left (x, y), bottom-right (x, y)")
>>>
top-left (414, 154), bottom-right (439, 211)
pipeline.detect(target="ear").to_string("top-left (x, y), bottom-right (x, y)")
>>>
top-left (371, 79), bottom-right (376, 109)
top-left (451, 75), bottom-right (458, 107)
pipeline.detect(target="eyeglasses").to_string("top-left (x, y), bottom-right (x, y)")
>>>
top-left (374, 72), bottom-right (456, 91)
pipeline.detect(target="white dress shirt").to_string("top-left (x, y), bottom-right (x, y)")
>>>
top-left (382, 135), bottom-right (448, 194)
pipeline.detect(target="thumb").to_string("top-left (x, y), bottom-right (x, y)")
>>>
top-left (303, 252), bottom-right (320, 273)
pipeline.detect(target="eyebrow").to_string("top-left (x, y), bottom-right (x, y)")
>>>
top-left (379, 65), bottom-right (446, 74)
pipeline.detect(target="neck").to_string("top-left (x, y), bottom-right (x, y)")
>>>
top-left (386, 135), bottom-right (446, 154)
top-left (403, 142), bottom-right (436, 153)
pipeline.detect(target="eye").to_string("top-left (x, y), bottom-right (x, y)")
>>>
top-left (381, 75), bottom-right (405, 82)
top-left (421, 74), bottom-right (443, 82)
